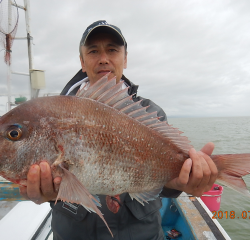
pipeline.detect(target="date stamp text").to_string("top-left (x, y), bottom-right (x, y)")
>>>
top-left (212, 211), bottom-right (250, 219)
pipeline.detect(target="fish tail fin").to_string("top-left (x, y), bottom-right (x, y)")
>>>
top-left (212, 153), bottom-right (250, 197)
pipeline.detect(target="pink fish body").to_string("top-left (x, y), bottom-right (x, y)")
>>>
top-left (0, 75), bottom-right (250, 236)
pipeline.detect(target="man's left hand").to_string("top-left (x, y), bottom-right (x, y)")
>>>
top-left (164, 142), bottom-right (218, 197)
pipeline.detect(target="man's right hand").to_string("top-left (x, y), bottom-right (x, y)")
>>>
top-left (19, 162), bottom-right (61, 204)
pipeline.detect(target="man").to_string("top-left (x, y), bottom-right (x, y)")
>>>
top-left (20, 20), bottom-right (218, 240)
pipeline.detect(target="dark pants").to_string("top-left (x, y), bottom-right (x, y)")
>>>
top-left (51, 194), bottom-right (165, 240)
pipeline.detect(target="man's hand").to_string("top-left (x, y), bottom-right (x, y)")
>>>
top-left (19, 162), bottom-right (61, 204)
top-left (165, 142), bottom-right (218, 197)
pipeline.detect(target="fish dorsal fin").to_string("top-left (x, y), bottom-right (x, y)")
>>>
top-left (76, 74), bottom-right (109, 98)
top-left (76, 74), bottom-right (192, 154)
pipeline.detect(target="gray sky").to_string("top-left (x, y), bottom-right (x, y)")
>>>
top-left (0, 0), bottom-right (250, 117)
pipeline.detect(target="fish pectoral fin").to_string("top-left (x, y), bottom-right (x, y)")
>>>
top-left (129, 187), bottom-right (163, 205)
top-left (56, 165), bottom-right (113, 237)
top-left (56, 165), bottom-right (101, 208)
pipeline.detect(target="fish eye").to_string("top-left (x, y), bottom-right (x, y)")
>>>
top-left (7, 128), bottom-right (22, 141)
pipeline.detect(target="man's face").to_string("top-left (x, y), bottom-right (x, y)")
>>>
top-left (80, 32), bottom-right (127, 85)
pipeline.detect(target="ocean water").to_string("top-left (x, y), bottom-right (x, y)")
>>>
top-left (168, 116), bottom-right (250, 240)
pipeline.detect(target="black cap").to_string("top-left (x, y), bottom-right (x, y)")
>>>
top-left (79, 20), bottom-right (127, 51)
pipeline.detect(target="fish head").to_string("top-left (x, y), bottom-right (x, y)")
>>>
top-left (0, 100), bottom-right (60, 181)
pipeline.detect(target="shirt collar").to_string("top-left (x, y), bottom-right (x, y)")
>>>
top-left (66, 77), bottom-right (128, 96)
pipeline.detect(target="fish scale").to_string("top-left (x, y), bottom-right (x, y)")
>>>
top-left (62, 97), bottom-right (178, 194)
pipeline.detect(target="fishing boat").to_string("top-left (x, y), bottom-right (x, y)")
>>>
top-left (0, 1), bottom-right (232, 239)
top-left (0, 177), bottom-right (231, 240)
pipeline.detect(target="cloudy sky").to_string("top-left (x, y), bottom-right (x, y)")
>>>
top-left (0, 0), bottom-right (249, 117)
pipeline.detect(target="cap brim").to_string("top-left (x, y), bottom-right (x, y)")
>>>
top-left (82, 25), bottom-right (126, 47)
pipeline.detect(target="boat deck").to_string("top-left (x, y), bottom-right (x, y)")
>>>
top-left (160, 193), bottom-right (230, 239)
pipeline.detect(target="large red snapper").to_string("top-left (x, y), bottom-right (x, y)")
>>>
top-left (0, 74), bottom-right (250, 236)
